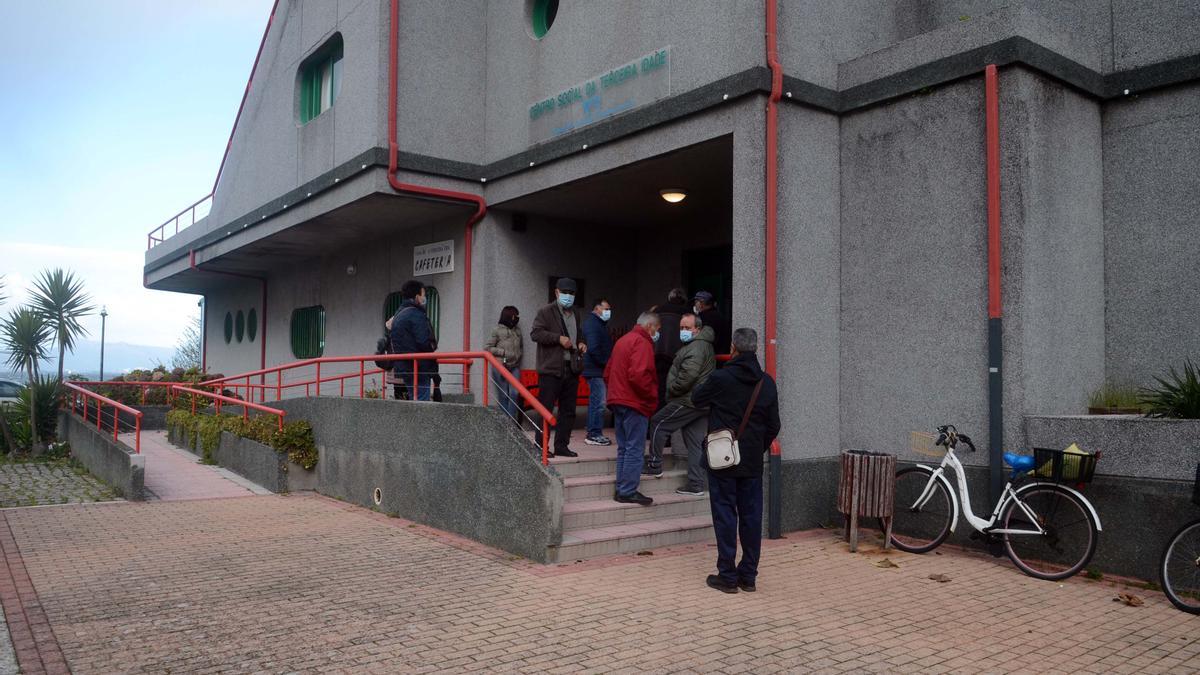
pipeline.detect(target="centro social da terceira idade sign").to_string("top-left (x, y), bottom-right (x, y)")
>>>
top-left (529, 47), bottom-right (671, 144)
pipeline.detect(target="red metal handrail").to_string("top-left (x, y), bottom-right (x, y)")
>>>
top-left (203, 357), bottom-right (474, 402)
top-left (201, 351), bottom-right (557, 463)
top-left (170, 386), bottom-right (287, 430)
top-left (147, 193), bottom-right (213, 250)
top-left (71, 380), bottom-right (179, 406)
top-left (62, 382), bottom-right (143, 454)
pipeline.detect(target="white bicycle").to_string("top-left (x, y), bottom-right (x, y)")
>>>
top-left (883, 425), bottom-right (1102, 581)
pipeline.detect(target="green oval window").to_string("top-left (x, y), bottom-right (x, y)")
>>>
top-left (247, 308), bottom-right (258, 342)
top-left (531, 0), bottom-right (558, 39)
top-left (235, 310), bottom-right (246, 343)
top-left (223, 312), bottom-right (234, 344)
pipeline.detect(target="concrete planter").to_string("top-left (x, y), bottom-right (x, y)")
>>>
top-left (58, 412), bottom-right (145, 500)
top-left (165, 421), bottom-right (317, 493)
top-left (1025, 415), bottom-right (1200, 481)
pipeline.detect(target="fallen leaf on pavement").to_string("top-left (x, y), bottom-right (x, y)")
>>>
top-left (872, 558), bottom-right (900, 569)
top-left (636, 550), bottom-right (654, 556)
top-left (928, 573), bottom-right (951, 583)
top-left (1115, 592), bottom-right (1143, 607)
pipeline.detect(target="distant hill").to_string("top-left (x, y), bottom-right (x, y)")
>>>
top-left (0, 339), bottom-right (176, 382)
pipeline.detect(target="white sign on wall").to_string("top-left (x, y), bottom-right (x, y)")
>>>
top-left (413, 240), bottom-right (455, 276)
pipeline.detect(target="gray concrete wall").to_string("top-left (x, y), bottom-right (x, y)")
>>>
top-left (205, 279), bottom-right (266, 378)
top-left (58, 412), bottom-right (145, 501)
top-left (839, 77), bottom-right (989, 462)
top-left (209, 0), bottom-right (387, 229)
top-left (275, 397), bottom-right (563, 561)
top-left (1103, 82), bottom-right (1200, 387)
top-left (1026, 415), bottom-right (1200, 481)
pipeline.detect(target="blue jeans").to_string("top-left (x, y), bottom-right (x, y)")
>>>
top-left (707, 472), bottom-right (764, 584)
top-left (585, 377), bottom-right (607, 437)
top-left (491, 367), bottom-right (521, 419)
top-left (613, 405), bottom-right (648, 497)
top-left (396, 371), bottom-right (432, 401)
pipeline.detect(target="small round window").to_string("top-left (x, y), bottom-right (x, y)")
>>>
top-left (247, 308), bottom-right (258, 342)
top-left (529, 0), bottom-right (558, 39)
top-left (235, 310), bottom-right (246, 343)
top-left (223, 312), bottom-right (234, 344)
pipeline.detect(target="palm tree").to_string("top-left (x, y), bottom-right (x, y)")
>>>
top-left (29, 269), bottom-right (94, 382)
top-left (1, 308), bottom-right (52, 453)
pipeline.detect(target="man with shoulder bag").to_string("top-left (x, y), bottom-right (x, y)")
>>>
top-left (690, 327), bottom-right (780, 594)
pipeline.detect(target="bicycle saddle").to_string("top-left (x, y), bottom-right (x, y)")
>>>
top-left (1003, 452), bottom-right (1036, 474)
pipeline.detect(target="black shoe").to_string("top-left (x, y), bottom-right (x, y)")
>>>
top-left (554, 448), bottom-right (578, 458)
top-left (706, 575), bottom-right (739, 594)
top-left (737, 579), bottom-right (757, 593)
top-left (615, 492), bottom-right (654, 506)
top-left (641, 466), bottom-right (663, 478)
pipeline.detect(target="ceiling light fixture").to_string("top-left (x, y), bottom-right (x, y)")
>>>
top-left (660, 189), bottom-right (687, 204)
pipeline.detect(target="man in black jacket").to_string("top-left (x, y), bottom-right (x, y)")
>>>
top-left (690, 327), bottom-right (781, 594)
top-left (388, 279), bottom-right (437, 400)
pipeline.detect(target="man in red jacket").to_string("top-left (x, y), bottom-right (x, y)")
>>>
top-left (604, 312), bottom-right (662, 505)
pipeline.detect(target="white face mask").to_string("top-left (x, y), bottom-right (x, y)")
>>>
top-left (600, 309), bottom-right (611, 321)
top-left (693, 305), bottom-right (701, 315)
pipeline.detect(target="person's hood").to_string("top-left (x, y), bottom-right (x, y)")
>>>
top-left (691, 325), bottom-right (715, 344)
top-left (725, 352), bottom-right (765, 384)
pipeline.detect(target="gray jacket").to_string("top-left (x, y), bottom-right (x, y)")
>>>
top-left (484, 324), bottom-right (523, 370)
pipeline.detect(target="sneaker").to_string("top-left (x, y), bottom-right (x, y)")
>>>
top-left (706, 575), bottom-right (739, 594)
top-left (675, 487), bottom-right (706, 497)
top-left (584, 435), bottom-right (611, 446)
top-left (553, 448), bottom-right (579, 458)
top-left (642, 466), bottom-right (664, 478)
top-left (737, 579), bottom-right (757, 593)
top-left (615, 492), bottom-right (654, 506)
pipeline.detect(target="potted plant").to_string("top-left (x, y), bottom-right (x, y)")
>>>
top-left (1087, 381), bottom-right (1144, 415)
top-left (1141, 360), bottom-right (1200, 419)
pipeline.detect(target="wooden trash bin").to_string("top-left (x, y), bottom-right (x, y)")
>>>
top-left (837, 450), bottom-right (896, 552)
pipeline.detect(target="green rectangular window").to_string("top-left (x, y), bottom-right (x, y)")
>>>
top-left (299, 36), bottom-right (343, 124)
top-left (290, 306), bottom-right (326, 358)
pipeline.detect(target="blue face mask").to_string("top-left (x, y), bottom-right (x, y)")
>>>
top-left (600, 309), bottom-right (611, 322)
top-left (558, 293), bottom-right (574, 309)
top-left (679, 329), bottom-right (694, 343)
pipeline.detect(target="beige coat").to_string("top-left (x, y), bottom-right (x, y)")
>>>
top-left (484, 324), bottom-right (523, 370)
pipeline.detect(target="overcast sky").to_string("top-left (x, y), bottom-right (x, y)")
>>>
top-left (0, 0), bottom-right (274, 349)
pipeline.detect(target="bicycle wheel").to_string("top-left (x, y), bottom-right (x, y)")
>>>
top-left (1161, 519), bottom-right (1200, 614)
top-left (1001, 484), bottom-right (1097, 581)
top-left (879, 466), bottom-right (953, 553)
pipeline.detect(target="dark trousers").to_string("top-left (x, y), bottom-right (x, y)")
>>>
top-left (654, 355), bottom-right (672, 411)
top-left (707, 471), bottom-right (764, 584)
top-left (537, 373), bottom-right (578, 453)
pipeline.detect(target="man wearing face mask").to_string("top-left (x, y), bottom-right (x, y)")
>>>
top-left (604, 312), bottom-right (662, 505)
top-left (582, 298), bottom-right (614, 446)
top-left (530, 278), bottom-right (587, 458)
top-left (646, 313), bottom-right (714, 495)
top-left (388, 279), bottom-right (438, 401)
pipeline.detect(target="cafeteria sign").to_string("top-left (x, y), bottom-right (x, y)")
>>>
top-left (413, 240), bottom-right (454, 275)
top-left (529, 46), bottom-right (671, 144)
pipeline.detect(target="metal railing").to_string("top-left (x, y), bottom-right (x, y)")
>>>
top-left (147, 193), bottom-right (213, 249)
top-left (198, 352), bottom-right (557, 463)
top-left (171, 386), bottom-right (286, 430)
top-left (62, 382), bottom-right (144, 454)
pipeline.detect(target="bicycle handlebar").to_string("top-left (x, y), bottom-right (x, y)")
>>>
top-left (934, 425), bottom-right (976, 452)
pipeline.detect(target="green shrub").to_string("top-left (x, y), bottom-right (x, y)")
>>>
top-left (12, 377), bottom-right (62, 449)
top-left (1141, 360), bottom-right (1200, 419)
top-left (273, 420), bottom-right (318, 470)
top-left (1087, 381), bottom-right (1144, 411)
top-left (164, 410), bottom-right (318, 470)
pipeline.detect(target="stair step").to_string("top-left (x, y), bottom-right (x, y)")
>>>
top-left (564, 470), bottom-right (689, 500)
top-left (562, 492), bottom-right (709, 529)
top-left (548, 516), bottom-right (714, 563)
top-left (552, 455), bottom-right (688, 478)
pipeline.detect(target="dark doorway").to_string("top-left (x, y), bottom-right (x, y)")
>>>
top-left (684, 245), bottom-right (733, 318)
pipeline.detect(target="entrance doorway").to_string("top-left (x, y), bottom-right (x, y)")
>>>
top-left (684, 245), bottom-right (733, 320)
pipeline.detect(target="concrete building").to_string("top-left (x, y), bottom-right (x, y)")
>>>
top-left (145, 1), bottom-right (1200, 537)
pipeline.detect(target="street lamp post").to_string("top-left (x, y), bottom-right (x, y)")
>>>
top-left (99, 306), bottom-right (108, 381)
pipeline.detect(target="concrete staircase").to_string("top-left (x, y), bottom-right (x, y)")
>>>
top-left (546, 440), bottom-right (712, 563)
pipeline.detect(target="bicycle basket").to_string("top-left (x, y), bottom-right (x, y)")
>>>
top-left (909, 431), bottom-right (944, 457)
top-left (1033, 446), bottom-right (1098, 484)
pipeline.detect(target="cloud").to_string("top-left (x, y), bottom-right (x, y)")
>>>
top-left (0, 242), bottom-right (197, 349)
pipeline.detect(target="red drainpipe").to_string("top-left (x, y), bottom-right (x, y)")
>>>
top-left (388, 0), bottom-right (487, 360)
top-left (190, 250), bottom-right (267, 397)
top-left (764, 0), bottom-right (783, 538)
top-left (984, 64), bottom-right (1004, 504)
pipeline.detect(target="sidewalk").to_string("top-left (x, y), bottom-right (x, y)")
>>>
top-left (0, 492), bottom-right (1195, 673)
top-left (136, 430), bottom-right (270, 501)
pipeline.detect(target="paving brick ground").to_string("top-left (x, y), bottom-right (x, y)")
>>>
top-left (136, 431), bottom-right (267, 501)
top-left (0, 460), bottom-right (118, 508)
top-left (0, 494), bottom-right (1197, 673)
